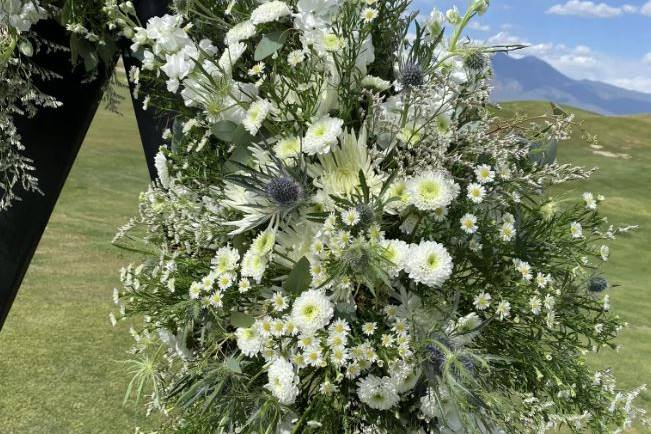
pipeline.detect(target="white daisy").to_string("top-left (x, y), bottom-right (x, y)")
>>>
top-left (303, 116), bottom-right (344, 155)
top-left (362, 322), bottom-right (377, 336)
top-left (495, 300), bottom-right (511, 320)
top-left (361, 7), bottom-right (378, 23)
top-left (271, 292), bottom-right (288, 312)
top-left (212, 246), bottom-right (240, 274)
top-left (600, 245), bottom-right (609, 261)
top-left (473, 292), bottom-right (492, 310)
top-left (475, 164), bottom-right (495, 184)
top-left (407, 171), bottom-right (460, 211)
top-left (341, 208), bottom-right (361, 226)
top-left (513, 259), bottom-right (532, 281)
top-left (530, 296), bottom-right (542, 315)
top-left (460, 213), bottom-right (478, 234)
top-left (405, 241), bottom-right (454, 287)
top-left (583, 192), bottom-right (597, 210)
top-left (570, 222), bottom-right (584, 239)
top-left (273, 136), bottom-right (301, 162)
top-left (499, 221), bottom-right (516, 242)
top-left (238, 278), bottom-right (251, 293)
top-left (467, 183), bottom-right (486, 204)
top-left (291, 290), bottom-right (334, 334)
top-left (209, 291), bottom-right (224, 308)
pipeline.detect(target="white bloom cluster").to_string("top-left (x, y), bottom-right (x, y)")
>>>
top-left (265, 357), bottom-right (300, 404)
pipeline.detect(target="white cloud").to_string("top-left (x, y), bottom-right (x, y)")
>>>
top-left (546, 1), bottom-right (636, 18)
top-left (642, 1), bottom-right (651, 16)
top-left (643, 53), bottom-right (651, 65)
top-left (468, 21), bottom-right (490, 32)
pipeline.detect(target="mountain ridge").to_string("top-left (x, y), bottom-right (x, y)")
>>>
top-left (490, 53), bottom-right (651, 116)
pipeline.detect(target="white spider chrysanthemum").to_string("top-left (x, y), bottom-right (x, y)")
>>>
top-left (225, 20), bottom-right (256, 45)
top-left (380, 239), bottom-right (409, 277)
top-left (265, 357), bottom-right (299, 404)
top-left (273, 136), bottom-right (301, 162)
top-left (570, 221), bottom-right (583, 239)
top-left (407, 171), bottom-right (460, 211)
top-left (474, 164), bottom-right (495, 184)
top-left (243, 99), bottom-right (273, 135)
top-left (467, 183), bottom-right (486, 204)
top-left (357, 375), bottom-right (400, 410)
top-left (303, 116), bottom-right (344, 155)
top-left (291, 289), bottom-right (334, 335)
top-left (235, 327), bottom-right (264, 356)
top-left (251, 1), bottom-right (292, 25)
top-left (460, 213), bottom-right (478, 234)
top-left (405, 241), bottom-right (453, 287)
top-left (310, 127), bottom-right (384, 206)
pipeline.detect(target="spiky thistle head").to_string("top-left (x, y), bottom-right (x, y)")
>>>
top-left (265, 176), bottom-right (303, 207)
top-left (400, 62), bottom-right (425, 88)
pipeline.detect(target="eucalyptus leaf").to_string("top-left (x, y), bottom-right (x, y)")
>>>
top-left (230, 311), bottom-right (255, 328)
top-left (254, 31), bottom-right (288, 61)
top-left (283, 257), bottom-right (312, 294)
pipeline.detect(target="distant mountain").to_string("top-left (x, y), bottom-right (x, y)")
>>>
top-left (490, 53), bottom-right (651, 115)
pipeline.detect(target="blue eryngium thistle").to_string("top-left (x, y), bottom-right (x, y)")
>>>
top-left (464, 51), bottom-right (487, 71)
top-left (588, 276), bottom-right (609, 293)
top-left (400, 62), bottom-right (424, 88)
top-left (266, 176), bottom-right (302, 207)
top-left (355, 203), bottom-right (374, 227)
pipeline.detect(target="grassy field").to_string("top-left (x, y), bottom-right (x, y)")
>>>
top-left (0, 98), bottom-right (649, 433)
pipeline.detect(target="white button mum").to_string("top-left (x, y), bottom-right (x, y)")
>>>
top-left (405, 241), bottom-right (454, 287)
top-left (290, 289), bottom-right (334, 335)
top-left (407, 171), bottom-right (460, 211)
top-left (357, 375), bottom-right (400, 410)
top-left (303, 116), bottom-right (344, 155)
top-left (250, 1), bottom-right (292, 25)
top-left (265, 357), bottom-right (299, 404)
top-left (235, 327), bottom-right (264, 356)
top-left (243, 99), bottom-right (273, 136)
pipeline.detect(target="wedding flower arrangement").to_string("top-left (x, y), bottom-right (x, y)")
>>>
top-left (97, 0), bottom-right (647, 433)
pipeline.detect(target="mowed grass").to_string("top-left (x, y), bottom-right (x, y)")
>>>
top-left (0, 96), bottom-right (648, 433)
top-left (0, 90), bottom-right (153, 433)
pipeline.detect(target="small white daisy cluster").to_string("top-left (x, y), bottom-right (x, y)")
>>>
top-left (108, 0), bottom-right (642, 432)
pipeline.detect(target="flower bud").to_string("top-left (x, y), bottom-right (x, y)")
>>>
top-left (18, 40), bottom-right (33, 57)
top-left (445, 7), bottom-right (461, 25)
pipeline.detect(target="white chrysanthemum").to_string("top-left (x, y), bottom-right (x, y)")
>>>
top-left (513, 259), bottom-right (532, 281)
top-left (303, 116), bottom-right (344, 155)
top-left (530, 296), bottom-right (542, 315)
top-left (380, 239), bottom-right (409, 277)
top-left (154, 151), bottom-right (170, 188)
top-left (600, 245), bottom-right (609, 261)
top-left (357, 375), bottom-right (400, 410)
top-left (243, 99), bottom-right (273, 135)
top-left (361, 7), bottom-right (379, 23)
top-left (321, 32), bottom-right (345, 52)
top-left (310, 127), bottom-right (384, 207)
top-left (405, 241), bottom-right (453, 287)
top-left (208, 291), bottom-right (224, 308)
top-left (236, 327), bottom-right (264, 356)
top-left (407, 171), bottom-right (460, 211)
top-left (273, 136), bottom-right (301, 162)
top-left (291, 289), bottom-right (334, 334)
top-left (218, 42), bottom-right (246, 75)
top-left (467, 183), bottom-right (486, 204)
top-left (287, 49), bottom-right (306, 66)
top-left (189, 282), bottom-right (202, 299)
top-left (460, 213), bottom-right (478, 234)
top-left (474, 164), bottom-right (495, 184)
top-left (496, 300), bottom-right (511, 320)
top-left (225, 20), bottom-right (256, 45)
top-left (473, 292), bottom-right (491, 310)
top-left (265, 357), bottom-right (299, 405)
top-left (570, 221), bottom-right (584, 238)
top-left (341, 208), bottom-right (361, 226)
top-left (361, 75), bottom-right (392, 91)
top-left (499, 221), bottom-right (516, 241)
top-left (271, 292), bottom-right (288, 312)
top-left (241, 251), bottom-right (268, 283)
top-left (583, 192), bottom-right (597, 210)
top-left (212, 246), bottom-right (240, 274)
top-left (251, 1), bottom-right (292, 25)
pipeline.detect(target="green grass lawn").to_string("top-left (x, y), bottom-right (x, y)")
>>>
top-left (0, 98), bottom-right (649, 433)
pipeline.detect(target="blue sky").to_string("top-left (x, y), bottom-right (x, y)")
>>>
top-left (411, 1), bottom-right (651, 93)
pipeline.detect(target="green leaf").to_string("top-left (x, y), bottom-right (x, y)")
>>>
top-left (211, 120), bottom-right (255, 147)
top-left (254, 31), bottom-right (288, 61)
top-left (283, 257), bottom-right (312, 294)
top-left (550, 102), bottom-right (568, 117)
top-left (230, 311), bottom-right (255, 328)
top-left (224, 356), bottom-right (242, 374)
